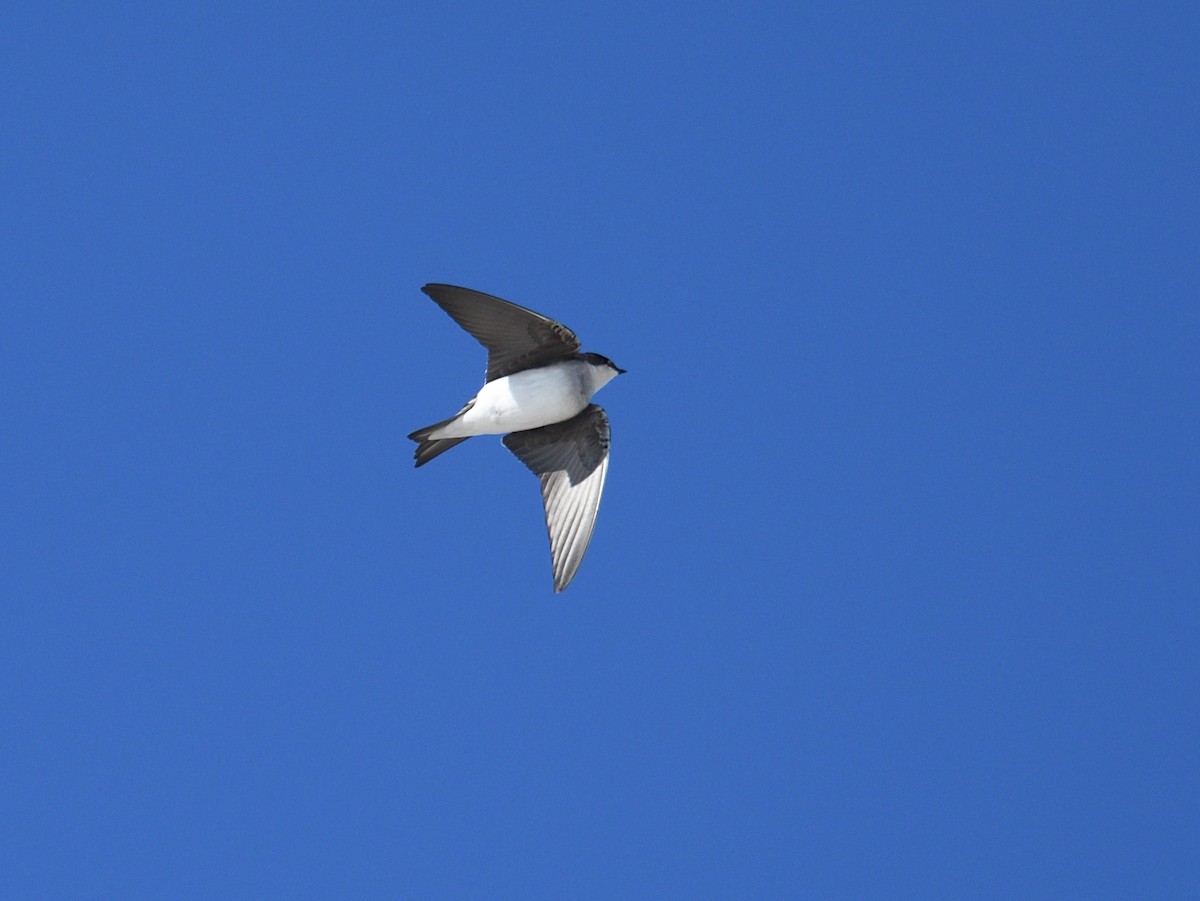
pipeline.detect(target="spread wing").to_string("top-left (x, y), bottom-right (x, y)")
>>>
top-left (503, 405), bottom-right (610, 592)
top-left (421, 284), bottom-right (580, 382)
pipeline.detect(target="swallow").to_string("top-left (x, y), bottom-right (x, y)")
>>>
top-left (408, 284), bottom-right (624, 591)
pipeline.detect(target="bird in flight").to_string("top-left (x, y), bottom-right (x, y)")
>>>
top-left (408, 284), bottom-right (625, 591)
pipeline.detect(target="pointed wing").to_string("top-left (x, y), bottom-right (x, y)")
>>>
top-left (421, 284), bottom-right (580, 382)
top-left (503, 405), bottom-right (610, 592)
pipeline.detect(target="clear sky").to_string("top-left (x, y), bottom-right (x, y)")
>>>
top-left (3, 2), bottom-right (1197, 897)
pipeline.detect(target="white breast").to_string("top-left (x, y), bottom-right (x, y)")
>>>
top-left (438, 363), bottom-right (590, 437)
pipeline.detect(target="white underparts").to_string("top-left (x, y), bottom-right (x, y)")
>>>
top-left (430, 360), bottom-right (615, 438)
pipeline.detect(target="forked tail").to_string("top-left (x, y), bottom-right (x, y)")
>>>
top-left (410, 435), bottom-right (468, 467)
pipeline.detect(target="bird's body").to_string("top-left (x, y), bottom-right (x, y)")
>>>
top-left (408, 284), bottom-right (624, 591)
top-left (421, 358), bottom-right (615, 438)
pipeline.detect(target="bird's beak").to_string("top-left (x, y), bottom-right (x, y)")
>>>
top-left (616, 367), bottom-right (627, 375)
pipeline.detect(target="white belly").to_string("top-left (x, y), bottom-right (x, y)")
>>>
top-left (433, 365), bottom-right (589, 437)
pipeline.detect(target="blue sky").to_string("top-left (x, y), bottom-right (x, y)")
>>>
top-left (3, 2), bottom-right (1197, 897)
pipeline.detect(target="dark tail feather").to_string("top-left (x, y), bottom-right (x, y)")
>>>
top-left (412, 436), bottom-right (468, 467)
top-left (409, 405), bottom-right (474, 467)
